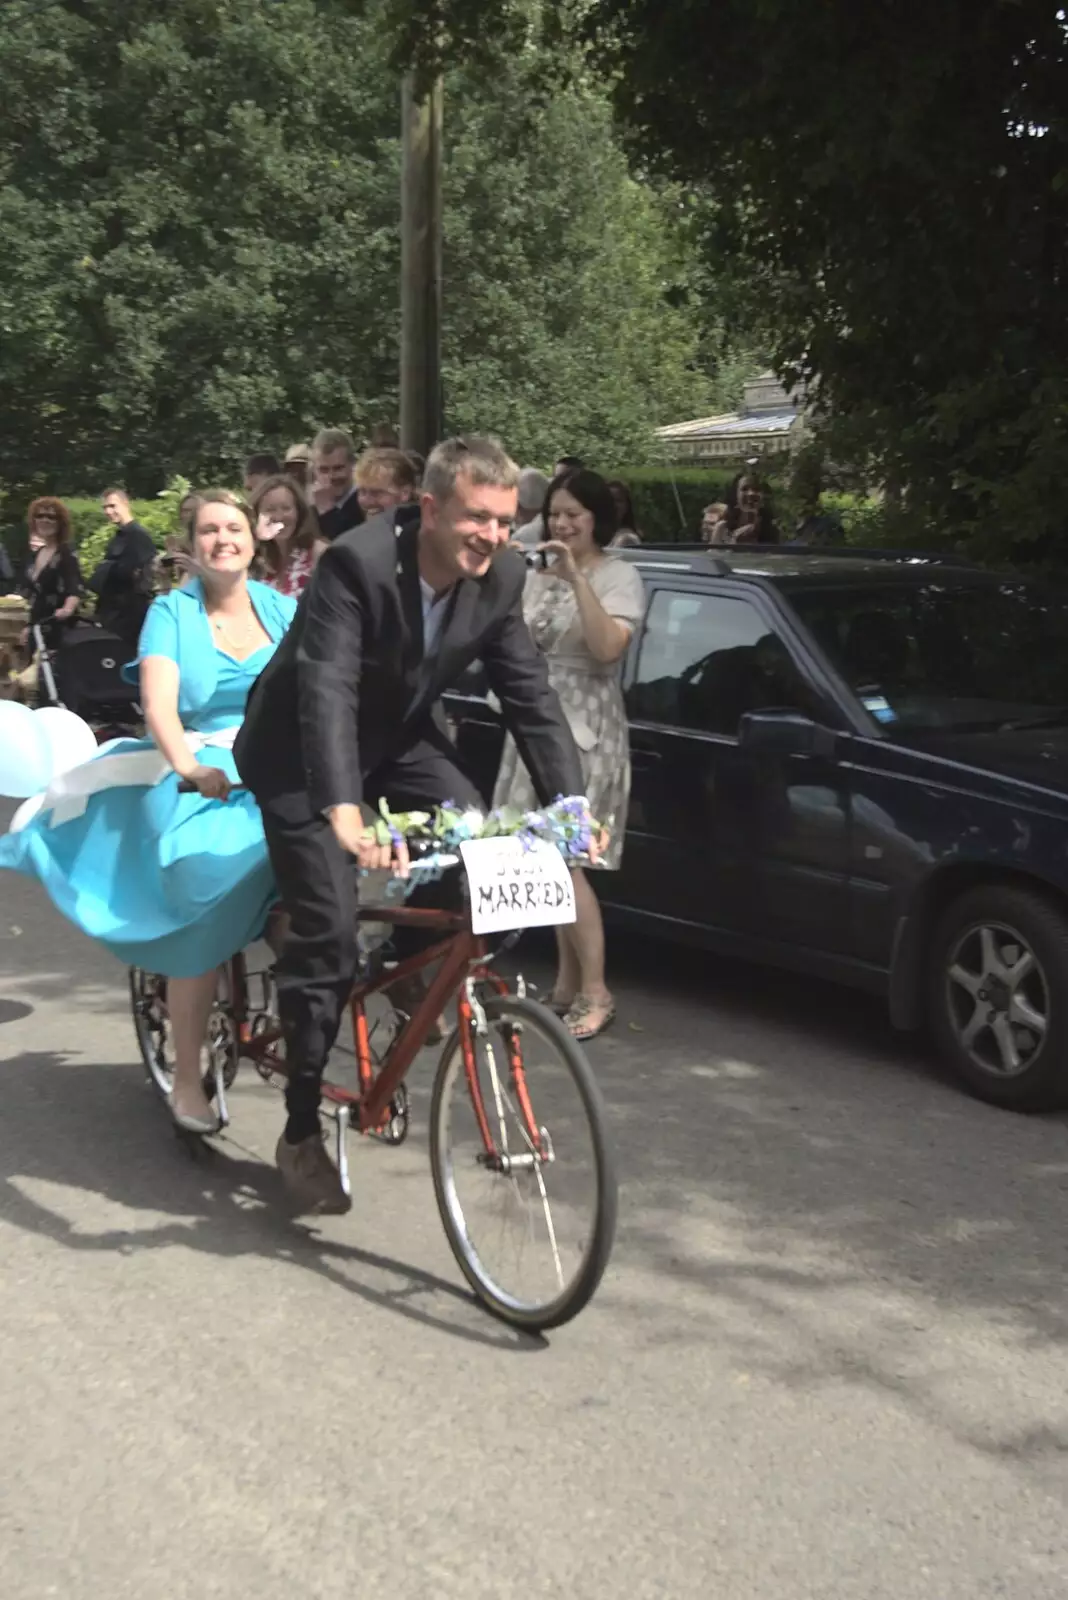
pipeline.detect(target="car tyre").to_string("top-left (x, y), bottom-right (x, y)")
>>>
top-left (929, 884), bottom-right (1068, 1111)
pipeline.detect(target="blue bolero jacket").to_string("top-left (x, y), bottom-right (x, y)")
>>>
top-left (122, 578), bottom-right (297, 719)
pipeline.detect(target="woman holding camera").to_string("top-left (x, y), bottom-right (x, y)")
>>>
top-left (493, 469), bottom-right (645, 1041)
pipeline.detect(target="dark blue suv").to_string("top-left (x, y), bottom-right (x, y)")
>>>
top-left (445, 547), bottom-right (1068, 1112)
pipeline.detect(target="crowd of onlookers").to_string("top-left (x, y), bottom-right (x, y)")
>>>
top-left (0, 436), bottom-right (846, 712)
top-left (1, 435), bottom-right (848, 714)
top-left (0, 429), bottom-right (648, 707)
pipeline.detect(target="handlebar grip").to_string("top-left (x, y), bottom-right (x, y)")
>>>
top-left (176, 779), bottom-right (246, 794)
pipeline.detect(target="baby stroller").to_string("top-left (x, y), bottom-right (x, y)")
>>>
top-left (34, 620), bottom-right (143, 742)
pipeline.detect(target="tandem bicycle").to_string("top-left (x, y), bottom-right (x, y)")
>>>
top-left (129, 817), bottom-right (618, 1331)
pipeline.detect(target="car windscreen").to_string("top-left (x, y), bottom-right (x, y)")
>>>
top-left (787, 578), bottom-right (1068, 734)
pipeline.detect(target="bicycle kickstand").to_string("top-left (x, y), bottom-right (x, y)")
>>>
top-left (214, 1064), bottom-right (231, 1131)
top-left (333, 1104), bottom-right (352, 1198)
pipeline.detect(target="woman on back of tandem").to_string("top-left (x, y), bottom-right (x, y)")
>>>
top-left (0, 491), bottom-right (296, 1132)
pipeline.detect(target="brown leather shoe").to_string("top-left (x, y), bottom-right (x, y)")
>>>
top-left (275, 1131), bottom-right (352, 1215)
top-left (388, 972), bottom-right (447, 1046)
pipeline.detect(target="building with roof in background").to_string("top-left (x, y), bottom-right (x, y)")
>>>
top-left (656, 372), bottom-right (806, 464)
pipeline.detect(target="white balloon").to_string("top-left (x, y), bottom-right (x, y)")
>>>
top-left (0, 702), bottom-right (52, 798)
top-left (33, 706), bottom-right (99, 782)
top-left (9, 793), bottom-right (45, 833)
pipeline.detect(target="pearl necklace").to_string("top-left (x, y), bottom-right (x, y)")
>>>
top-left (208, 609), bottom-right (258, 653)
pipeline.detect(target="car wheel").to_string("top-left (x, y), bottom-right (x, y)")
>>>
top-left (929, 884), bottom-right (1068, 1111)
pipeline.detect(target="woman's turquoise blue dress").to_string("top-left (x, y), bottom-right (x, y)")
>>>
top-left (0, 578), bottom-right (296, 977)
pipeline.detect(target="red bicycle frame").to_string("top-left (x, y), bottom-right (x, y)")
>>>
top-left (223, 902), bottom-right (536, 1155)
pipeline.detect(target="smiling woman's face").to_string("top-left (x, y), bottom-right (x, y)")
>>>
top-left (193, 500), bottom-right (255, 574)
top-left (547, 486), bottom-right (596, 558)
top-left (738, 478), bottom-right (763, 516)
top-left (258, 483), bottom-right (299, 539)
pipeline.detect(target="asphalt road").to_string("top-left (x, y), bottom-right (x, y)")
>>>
top-left (4, 821), bottom-right (1068, 1598)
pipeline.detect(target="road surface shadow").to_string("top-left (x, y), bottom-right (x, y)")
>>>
top-left (558, 932), bottom-right (1068, 1468)
top-left (0, 1050), bottom-right (545, 1356)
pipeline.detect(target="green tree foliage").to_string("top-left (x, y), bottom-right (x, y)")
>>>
top-left (0, 0), bottom-right (399, 494)
top-left (0, 0), bottom-right (711, 500)
top-left (391, 0), bottom-right (1068, 558)
top-left (441, 76), bottom-right (710, 463)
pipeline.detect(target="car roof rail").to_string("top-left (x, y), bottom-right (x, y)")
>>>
top-left (636, 540), bottom-right (977, 568)
top-left (627, 549), bottom-right (732, 576)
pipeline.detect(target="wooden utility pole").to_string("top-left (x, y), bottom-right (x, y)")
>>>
top-left (399, 74), bottom-right (443, 459)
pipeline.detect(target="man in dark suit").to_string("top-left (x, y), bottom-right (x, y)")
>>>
top-left (92, 488), bottom-right (158, 653)
top-left (235, 435), bottom-right (584, 1214)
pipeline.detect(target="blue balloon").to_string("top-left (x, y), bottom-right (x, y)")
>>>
top-left (0, 702), bottom-right (52, 799)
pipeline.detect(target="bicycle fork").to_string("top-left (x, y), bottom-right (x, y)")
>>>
top-left (458, 978), bottom-right (551, 1175)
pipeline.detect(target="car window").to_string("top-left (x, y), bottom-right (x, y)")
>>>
top-left (627, 589), bottom-right (813, 734)
top-left (789, 580), bottom-right (1068, 733)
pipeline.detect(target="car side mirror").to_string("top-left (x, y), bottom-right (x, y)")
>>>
top-left (737, 709), bottom-right (837, 757)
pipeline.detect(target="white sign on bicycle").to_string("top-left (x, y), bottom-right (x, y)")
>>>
top-left (460, 836), bottom-right (577, 934)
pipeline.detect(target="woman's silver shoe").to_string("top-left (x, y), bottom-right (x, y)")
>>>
top-left (169, 1099), bottom-right (222, 1136)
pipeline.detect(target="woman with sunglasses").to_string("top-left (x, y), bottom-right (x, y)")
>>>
top-left (19, 498), bottom-right (83, 667)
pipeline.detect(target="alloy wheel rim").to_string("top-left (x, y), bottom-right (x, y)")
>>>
top-left (945, 920), bottom-right (1050, 1079)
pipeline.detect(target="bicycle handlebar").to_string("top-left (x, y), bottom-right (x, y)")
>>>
top-left (173, 783), bottom-right (598, 871)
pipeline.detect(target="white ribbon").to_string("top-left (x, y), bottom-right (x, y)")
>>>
top-left (20, 725), bottom-right (242, 831)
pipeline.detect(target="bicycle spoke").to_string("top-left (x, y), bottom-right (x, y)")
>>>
top-left (533, 1160), bottom-right (565, 1290)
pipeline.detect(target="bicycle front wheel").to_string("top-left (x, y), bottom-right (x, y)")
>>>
top-left (429, 994), bottom-right (617, 1331)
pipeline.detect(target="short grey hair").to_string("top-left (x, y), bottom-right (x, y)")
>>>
top-left (423, 435), bottom-right (520, 502)
top-left (311, 427), bottom-right (356, 463)
top-left (517, 466), bottom-right (549, 512)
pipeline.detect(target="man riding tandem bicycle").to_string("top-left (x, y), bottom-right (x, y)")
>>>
top-left (132, 797), bottom-right (618, 1333)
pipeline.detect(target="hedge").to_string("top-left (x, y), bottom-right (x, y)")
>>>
top-left (607, 469), bottom-right (891, 545)
top-left (603, 466), bottom-right (761, 542)
top-left (2, 479), bottom-right (194, 579)
top-left (67, 498), bottom-right (172, 581)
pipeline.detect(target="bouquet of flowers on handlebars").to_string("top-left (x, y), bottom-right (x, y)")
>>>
top-left (366, 794), bottom-right (603, 897)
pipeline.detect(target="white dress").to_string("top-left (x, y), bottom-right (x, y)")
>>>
top-left (492, 556), bottom-right (645, 870)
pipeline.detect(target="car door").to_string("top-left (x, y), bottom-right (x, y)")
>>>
top-left (610, 581), bottom-right (854, 958)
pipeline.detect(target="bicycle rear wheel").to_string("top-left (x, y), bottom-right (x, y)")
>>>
top-left (429, 993), bottom-right (617, 1330)
top-left (130, 968), bottom-right (174, 1098)
top-left (129, 966), bottom-right (239, 1104)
